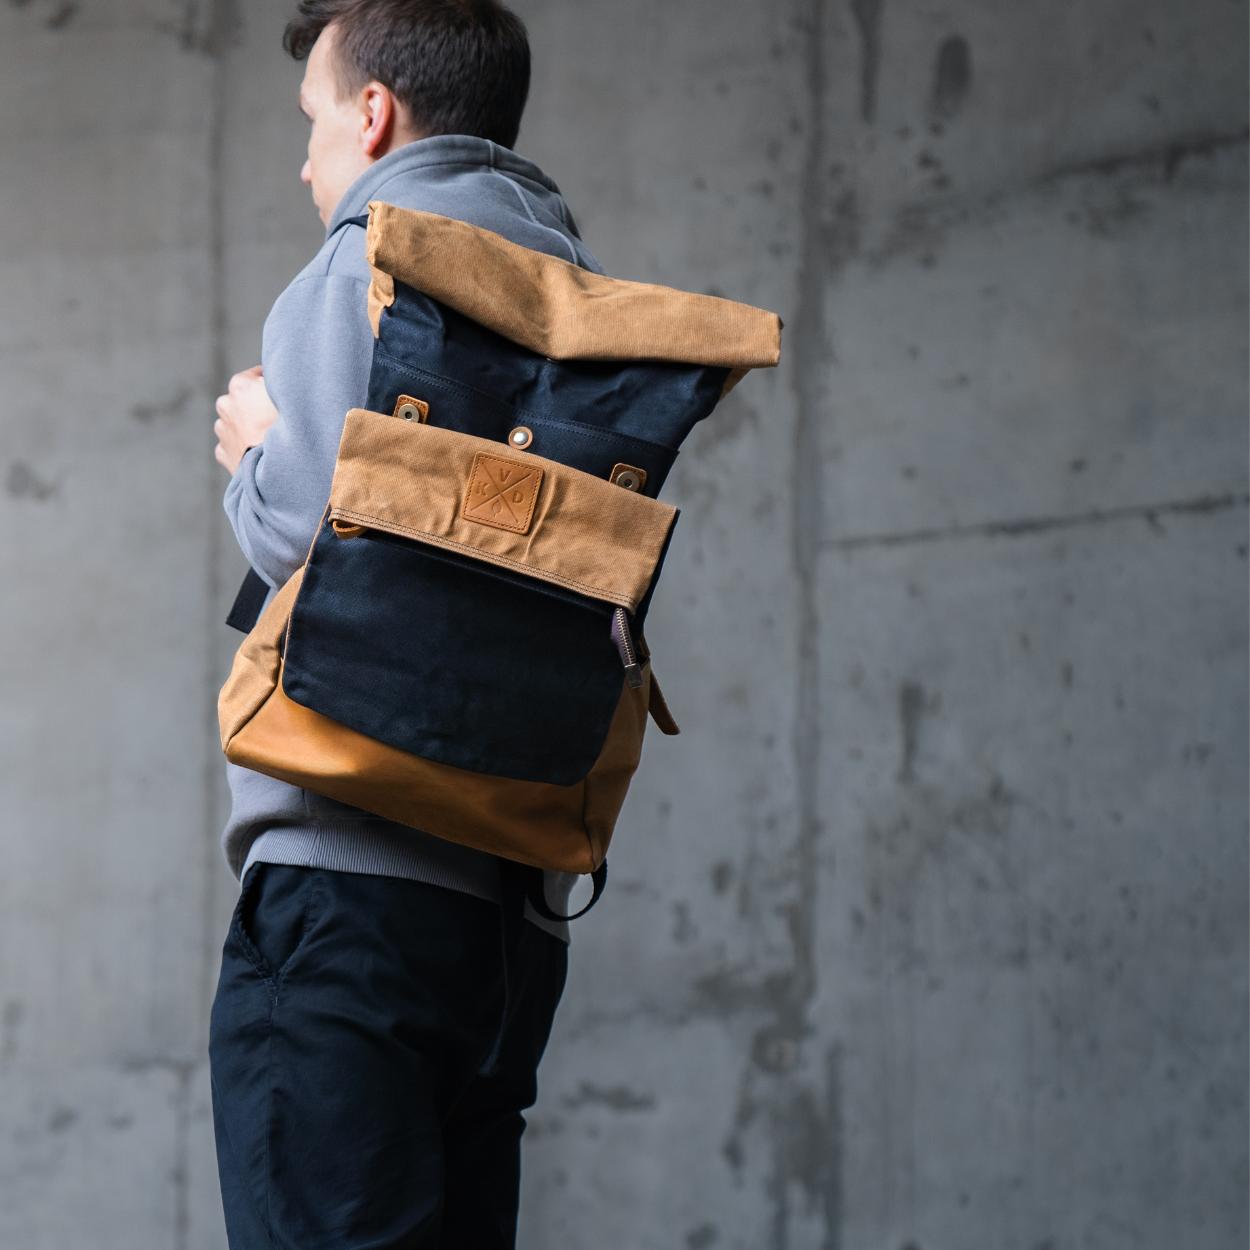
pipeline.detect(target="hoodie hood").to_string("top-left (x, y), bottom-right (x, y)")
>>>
top-left (324, 133), bottom-right (599, 272)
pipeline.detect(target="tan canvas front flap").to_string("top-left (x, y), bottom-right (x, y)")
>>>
top-left (328, 409), bottom-right (679, 612)
top-left (364, 201), bottom-right (782, 372)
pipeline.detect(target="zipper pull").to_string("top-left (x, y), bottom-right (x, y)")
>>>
top-left (611, 606), bottom-right (644, 689)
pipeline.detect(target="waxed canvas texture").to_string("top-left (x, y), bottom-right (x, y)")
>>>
top-left (321, 412), bottom-right (681, 614)
top-left (362, 201), bottom-right (781, 384)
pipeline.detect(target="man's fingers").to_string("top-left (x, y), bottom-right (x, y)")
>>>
top-left (227, 365), bottom-right (263, 394)
top-left (213, 367), bottom-right (270, 474)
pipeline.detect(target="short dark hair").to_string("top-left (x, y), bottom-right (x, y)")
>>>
top-left (284, 0), bottom-right (531, 149)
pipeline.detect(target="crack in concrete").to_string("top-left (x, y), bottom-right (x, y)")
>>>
top-left (820, 490), bottom-right (1250, 552)
top-left (171, 1063), bottom-right (194, 1249)
top-left (790, 0), bottom-right (830, 1073)
top-left (1032, 125), bottom-right (1249, 189)
top-left (561, 1081), bottom-right (657, 1112)
top-left (117, 1055), bottom-right (202, 1075)
top-left (189, 4), bottom-right (240, 1247)
top-left (131, 385), bottom-right (194, 424)
top-left (715, 1), bottom-right (846, 1245)
top-left (867, 124), bottom-right (1248, 267)
top-left (770, 0), bottom-right (845, 1233)
top-left (197, 0), bottom-right (231, 1039)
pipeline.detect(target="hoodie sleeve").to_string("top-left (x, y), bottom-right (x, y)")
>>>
top-left (222, 269), bottom-right (373, 590)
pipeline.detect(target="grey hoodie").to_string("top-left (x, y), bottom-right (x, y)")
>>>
top-left (221, 135), bottom-right (608, 943)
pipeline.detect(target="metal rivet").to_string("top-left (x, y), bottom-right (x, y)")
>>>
top-left (509, 425), bottom-right (533, 449)
top-left (609, 462), bottom-right (648, 492)
top-left (392, 394), bottom-right (429, 423)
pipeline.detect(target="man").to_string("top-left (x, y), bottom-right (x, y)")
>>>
top-left (208, 3), bottom-right (599, 1246)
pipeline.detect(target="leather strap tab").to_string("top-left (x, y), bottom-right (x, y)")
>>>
top-left (647, 669), bottom-right (681, 735)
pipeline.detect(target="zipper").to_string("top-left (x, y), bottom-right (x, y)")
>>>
top-left (611, 606), bottom-right (644, 689)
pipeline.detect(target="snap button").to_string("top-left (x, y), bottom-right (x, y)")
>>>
top-left (508, 425), bottom-right (533, 449)
top-left (609, 462), bottom-right (647, 492)
top-left (393, 394), bottom-right (429, 423)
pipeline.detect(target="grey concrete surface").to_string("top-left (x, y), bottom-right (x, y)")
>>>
top-left (0, 1), bottom-right (1245, 1247)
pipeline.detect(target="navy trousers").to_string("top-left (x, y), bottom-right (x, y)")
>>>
top-left (208, 862), bottom-right (569, 1249)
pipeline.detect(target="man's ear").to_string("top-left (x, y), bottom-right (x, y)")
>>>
top-left (359, 82), bottom-right (395, 157)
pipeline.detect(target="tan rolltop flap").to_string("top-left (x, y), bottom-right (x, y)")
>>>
top-left (363, 201), bottom-right (782, 389)
top-left (328, 409), bottom-right (679, 613)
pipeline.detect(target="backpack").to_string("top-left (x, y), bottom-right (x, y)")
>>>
top-left (218, 200), bottom-right (783, 923)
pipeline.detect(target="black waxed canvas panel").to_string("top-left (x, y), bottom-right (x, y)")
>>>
top-left (364, 281), bottom-right (729, 496)
top-left (280, 518), bottom-right (627, 785)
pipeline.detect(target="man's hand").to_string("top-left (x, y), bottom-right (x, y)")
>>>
top-left (214, 365), bottom-right (279, 474)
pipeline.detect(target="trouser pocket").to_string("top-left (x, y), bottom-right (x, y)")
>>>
top-left (230, 863), bottom-right (322, 984)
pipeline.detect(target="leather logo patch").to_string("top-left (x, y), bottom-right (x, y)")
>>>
top-left (462, 452), bottom-right (543, 533)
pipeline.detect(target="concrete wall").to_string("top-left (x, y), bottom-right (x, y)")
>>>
top-left (0, 1), bottom-right (1244, 1247)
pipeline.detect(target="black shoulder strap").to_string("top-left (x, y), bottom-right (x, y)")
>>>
top-left (225, 567), bottom-right (270, 634)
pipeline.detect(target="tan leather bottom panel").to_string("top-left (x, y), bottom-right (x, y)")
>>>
top-left (218, 563), bottom-right (651, 873)
top-left (217, 566), bottom-right (304, 749)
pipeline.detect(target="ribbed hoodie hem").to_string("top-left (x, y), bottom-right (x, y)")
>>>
top-left (240, 823), bottom-right (573, 945)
